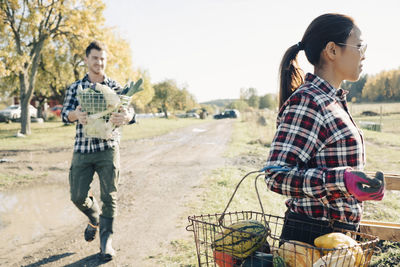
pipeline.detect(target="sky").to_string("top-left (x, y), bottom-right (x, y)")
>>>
top-left (103, 0), bottom-right (400, 103)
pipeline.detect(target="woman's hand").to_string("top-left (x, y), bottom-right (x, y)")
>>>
top-left (344, 170), bottom-right (385, 201)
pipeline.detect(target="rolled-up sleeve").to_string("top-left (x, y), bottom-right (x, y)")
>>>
top-left (61, 83), bottom-right (79, 124)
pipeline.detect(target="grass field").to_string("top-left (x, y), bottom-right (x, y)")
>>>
top-left (0, 117), bottom-right (208, 151)
top-left (156, 108), bottom-right (400, 266)
top-left (348, 102), bottom-right (400, 116)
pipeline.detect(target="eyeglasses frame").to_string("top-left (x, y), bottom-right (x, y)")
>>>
top-left (336, 42), bottom-right (367, 55)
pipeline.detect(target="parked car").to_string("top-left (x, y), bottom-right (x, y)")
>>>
top-left (185, 112), bottom-right (200, 119)
top-left (213, 109), bottom-right (240, 119)
top-left (49, 105), bottom-right (63, 117)
top-left (176, 112), bottom-right (200, 119)
top-left (0, 104), bottom-right (37, 122)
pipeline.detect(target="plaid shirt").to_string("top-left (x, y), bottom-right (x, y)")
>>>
top-left (265, 73), bottom-right (365, 225)
top-left (62, 74), bottom-right (122, 153)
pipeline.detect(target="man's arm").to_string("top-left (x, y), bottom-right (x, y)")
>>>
top-left (110, 106), bottom-right (135, 126)
top-left (61, 83), bottom-right (79, 123)
top-left (68, 106), bottom-right (88, 124)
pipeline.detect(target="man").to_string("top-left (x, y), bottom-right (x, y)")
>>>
top-left (61, 40), bottom-right (134, 261)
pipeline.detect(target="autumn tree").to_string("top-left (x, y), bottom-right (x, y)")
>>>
top-left (1, 1), bottom-right (91, 134)
top-left (151, 79), bottom-right (197, 118)
top-left (0, 0), bottom-right (144, 132)
top-left (151, 79), bottom-right (177, 118)
top-left (130, 69), bottom-right (154, 113)
top-left (362, 69), bottom-right (400, 102)
top-left (174, 88), bottom-right (198, 112)
top-left (34, 0), bottom-right (106, 108)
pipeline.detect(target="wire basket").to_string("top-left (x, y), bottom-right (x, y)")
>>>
top-left (77, 90), bottom-right (131, 139)
top-left (186, 171), bottom-right (379, 267)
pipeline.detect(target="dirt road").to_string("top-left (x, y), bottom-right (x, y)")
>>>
top-left (0, 119), bottom-right (234, 266)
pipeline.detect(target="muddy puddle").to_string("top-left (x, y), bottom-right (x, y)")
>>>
top-left (0, 184), bottom-right (81, 258)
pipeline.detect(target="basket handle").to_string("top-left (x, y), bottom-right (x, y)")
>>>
top-left (217, 166), bottom-right (291, 234)
top-left (217, 170), bottom-right (260, 226)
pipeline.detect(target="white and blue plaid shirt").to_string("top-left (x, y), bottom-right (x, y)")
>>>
top-left (62, 74), bottom-right (124, 153)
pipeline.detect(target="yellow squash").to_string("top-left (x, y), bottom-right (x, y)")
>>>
top-left (278, 240), bottom-right (321, 267)
top-left (314, 232), bottom-right (365, 266)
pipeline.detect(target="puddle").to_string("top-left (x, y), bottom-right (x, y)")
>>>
top-left (0, 184), bottom-right (81, 258)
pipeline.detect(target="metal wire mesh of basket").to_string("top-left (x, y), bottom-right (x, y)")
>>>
top-left (77, 87), bottom-right (131, 139)
top-left (186, 170), bottom-right (379, 267)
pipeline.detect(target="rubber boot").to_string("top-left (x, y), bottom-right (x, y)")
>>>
top-left (82, 197), bottom-right (100, 242)
top-left (100, 215), bottom-right (115, 261)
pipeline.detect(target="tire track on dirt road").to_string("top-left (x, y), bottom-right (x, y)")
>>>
top-left (8, 119), bottom-right (233, 266)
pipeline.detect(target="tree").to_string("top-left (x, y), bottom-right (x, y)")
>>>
top-left (130, 69), bottom-right (154, 113)
top-left (259, 93), bottom-right (277, 110)
top-left (151, 79), bottom-right (180, 118)
top-left (101, 28), bottom-right (137, 85)
top-left (240, 87), bottom-right (259, 108)
top-left (342, 74), bottom-right (367, 102)
top-left (226, 99), bottom-right (248, 111)
top-left (362, 69), bottom-right (400, 102)
top-left (0, 0), bottom-right (107, 134)
top-left (174, 88), bottom-right (198, 111)
top-left (151, 79), bottom-right (198, 118)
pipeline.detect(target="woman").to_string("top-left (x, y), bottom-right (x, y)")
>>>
top-left (265, 13), bottom-right (385, 245)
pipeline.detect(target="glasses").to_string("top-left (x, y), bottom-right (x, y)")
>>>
top-left (337, 43), bottom-right (367, 55)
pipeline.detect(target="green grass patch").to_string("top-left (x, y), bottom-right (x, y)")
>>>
top-left (0, 122), bottom-right (76, 150)
top-left (353, 113), bottom-right (400, 134)
top-left (121, 118), bottom-right (208, 142)
top-left (225, 110), bottom-right (276, 159)
top-left (0, 173), bottom-right (40, 187)
top-left (0, 118), bottom-right (208, 151)
top-left (147, 239), bottom-right (197, 267)
top-left (349, 102), bottom-right (400, 116)
top-left (362, 128), bottom-right (400, 147)
top-left (370, 241), bottom-right (400, 266)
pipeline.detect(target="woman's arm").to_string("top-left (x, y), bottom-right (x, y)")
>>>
top-left (265, 93), bottom-right (350, 202)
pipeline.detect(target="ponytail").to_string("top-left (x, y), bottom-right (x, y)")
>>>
top-left (278, 13), bottom-right (355, 109)
top-left (278, 44), bottom-right (304, 109)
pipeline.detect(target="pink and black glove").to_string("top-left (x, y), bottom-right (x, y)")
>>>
top-left (344, 170), bottom-right (385, 201)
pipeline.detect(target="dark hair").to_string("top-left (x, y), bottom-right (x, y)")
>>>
top-left (278, 13), bottom-right (355, 108)
top-left (85, 40), bottom-right (107, 57)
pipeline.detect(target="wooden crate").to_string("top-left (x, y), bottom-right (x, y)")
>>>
top-left (360, 173), bottom-right (400, 241)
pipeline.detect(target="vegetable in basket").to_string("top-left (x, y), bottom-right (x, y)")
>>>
top-left (213, 220), bottom-right (267, 259)
top-left (272, 255), bottom-right (286, 267)
top-left (213, 250), bottom-right (241, 267)
top-left (277, 240), bottom-right (321, 267)
top-left (312, 250), bottom-right (355, 267)
top-left (241, 252), bottom-right (274, 267)
top-left (314, 232), bottom-right (365, 266)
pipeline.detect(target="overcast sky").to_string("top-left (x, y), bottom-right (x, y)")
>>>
top-left (103, 0), bottom-right (400, 102)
